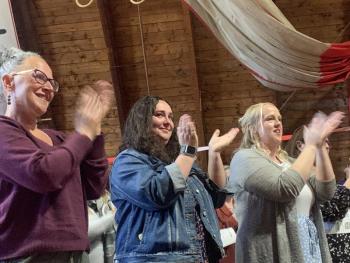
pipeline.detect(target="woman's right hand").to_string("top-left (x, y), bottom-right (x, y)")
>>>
top-left (177, 114), bottom-right (198, 147)
top-left (304, 111), bottom-right (344, 147)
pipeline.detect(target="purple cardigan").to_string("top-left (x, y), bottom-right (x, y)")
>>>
top-left (0, 116), bottom-right (109, 260)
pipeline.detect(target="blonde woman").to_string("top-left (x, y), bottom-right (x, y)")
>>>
top-left (228, 102), bottom-right (343, 263)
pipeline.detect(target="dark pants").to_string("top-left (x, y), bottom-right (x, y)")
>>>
top-left (0, 251), bottom-right (90, 263)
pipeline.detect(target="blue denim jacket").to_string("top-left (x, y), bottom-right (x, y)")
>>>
top-left (110, 149), bottom-right (225, 263)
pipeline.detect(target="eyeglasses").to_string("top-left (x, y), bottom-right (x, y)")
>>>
top-left (12, 68), bottom-right (60, 92)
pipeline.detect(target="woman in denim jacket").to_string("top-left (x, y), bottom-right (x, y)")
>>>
top-left (110, 96), bottom-right (239, 263)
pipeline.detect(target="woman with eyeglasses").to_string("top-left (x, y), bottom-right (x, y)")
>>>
top-left (228, 102), bottom-right (344, 263)
top-left (0, 47), bottom-right (113, 262)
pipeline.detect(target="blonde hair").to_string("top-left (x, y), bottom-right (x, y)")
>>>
top-left (238, 102), bottom-right (288, 160)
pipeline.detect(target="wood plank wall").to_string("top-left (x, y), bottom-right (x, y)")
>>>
top-left (24, 0), bottom-right (350, 176)
top-left (28, 0), bottom-right (121, 156)
top-left (108, 0), bottom-right (202, 119)
top-left (191, 13), bottom-right (277, 165)
top-left (107, 0), bottom-right (207, 164)
top-left (275, 0), bottom-right (350, 179)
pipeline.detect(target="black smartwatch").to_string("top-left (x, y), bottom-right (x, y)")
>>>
top-left (180, 145), bottom-right (197, 157)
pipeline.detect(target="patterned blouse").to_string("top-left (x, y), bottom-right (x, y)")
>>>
top-left (195, 206), bottom-right (209, 263)
top-left (320, 185), bottom-right (350, 263)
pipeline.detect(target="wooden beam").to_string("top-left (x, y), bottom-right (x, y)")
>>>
top-left (10, 0), bottom-right (40, 52)
top-left (97, 0), bottom-right (128, 131)
top-left (10, 0), bottom-right (57, 129)
top-left (181, 2), bottom-right (208, 170)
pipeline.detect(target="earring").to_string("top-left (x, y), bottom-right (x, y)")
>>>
top-left (7, 94), bottom-right (11, 105)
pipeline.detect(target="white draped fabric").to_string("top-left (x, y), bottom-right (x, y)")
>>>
top-left (183, 0), bottom-right (350, 91)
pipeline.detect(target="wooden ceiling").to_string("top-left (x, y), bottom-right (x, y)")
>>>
top-left (10, 0), bottom-right (350, 175)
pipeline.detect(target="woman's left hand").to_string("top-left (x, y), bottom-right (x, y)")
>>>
top-left (92, 80), bottom-right (115, 117)
top-left (208, 128), bottom-right (239, 153)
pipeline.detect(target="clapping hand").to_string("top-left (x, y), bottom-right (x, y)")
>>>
top-left (304, 111), bottom-right (344, 147)
top-left (177, 114), bottom-right (198, 147)
top-left (321, 111), bottom-right (344, 138)
top-left (74, 80), bottom-right (114, 140)
top-left (92, 80), bottom-right (114, 117)
top-left (208, 128), bottom-right (239, 153)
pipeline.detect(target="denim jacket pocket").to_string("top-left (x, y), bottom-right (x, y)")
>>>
top-left (137, 212), bottom-right (151, 248)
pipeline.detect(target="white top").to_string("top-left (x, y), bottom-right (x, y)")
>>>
top-left (295, 184), bottom-right (315, 217)
top-left (277, 161), bottom-right (314, 217)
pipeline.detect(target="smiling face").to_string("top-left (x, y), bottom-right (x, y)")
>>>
top-left (11, 56), bottom-right (55, 118)
top-left (151, 100), bottom-right (174, 144)
top-left (258, 103), bottom-right (283, 150)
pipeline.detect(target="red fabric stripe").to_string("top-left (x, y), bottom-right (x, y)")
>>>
top-left (319, 42), bottom-right (350, 84)
top-left (108, 157), bottom-right (115, 165)
top-left (320, 42), bottom-right (350, 57)
top-left (282, 134), bottom-right (292, 141)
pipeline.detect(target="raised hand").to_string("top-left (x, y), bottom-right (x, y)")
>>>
top-left (208, 128), bottom-right (239, 153)
top-left (304, 111), bottom-right (344, 147)
top-left (74, 85), bottom-right (104, 140)
top-left (74, 80), bottom-right (115, 140)
top-left (321, 111), bottom-right (344, 139)
top-left (92, 80), bottom-right (114, 117)
top-left (176, 114), bottom-right (198, 147)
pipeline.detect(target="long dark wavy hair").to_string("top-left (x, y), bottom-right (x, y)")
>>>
top-left (119, 96), bottom-right (179, 164)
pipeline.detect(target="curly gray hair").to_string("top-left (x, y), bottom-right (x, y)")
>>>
top-left (0, 47), bottom-right (41, 114)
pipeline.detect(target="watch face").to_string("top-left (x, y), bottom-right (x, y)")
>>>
top-left (186, 145), bottom-right (196, 154)
top-left (180, 145), bottom-right (197, 156)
